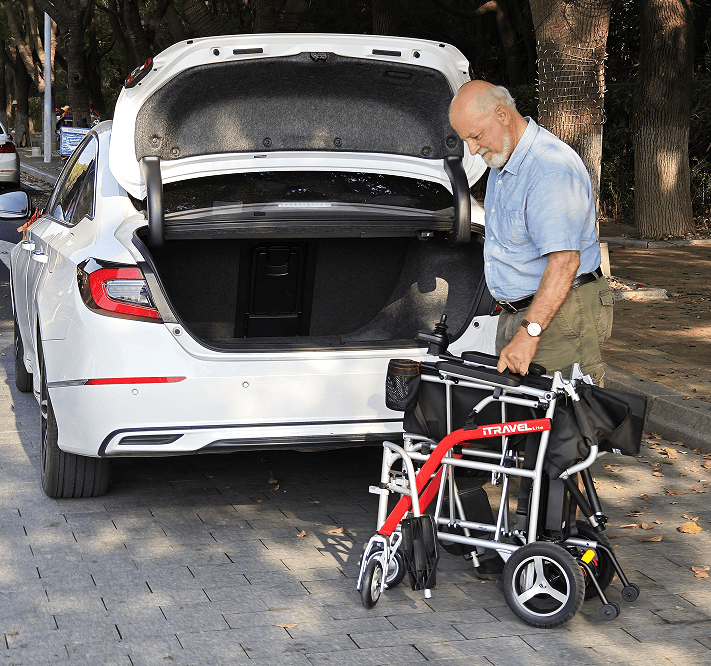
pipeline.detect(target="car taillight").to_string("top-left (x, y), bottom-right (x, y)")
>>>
top-left (0, 142), bottom-right (16, 154)
top-left (125, 57), bottom-right (153, 88)
top-left (78, 265), bottom-right (162, 322)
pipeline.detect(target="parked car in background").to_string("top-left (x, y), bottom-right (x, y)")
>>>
top-left (0, 121), bottom-right (20, 188)
top-left (4, 33), bottom-right (497, 498)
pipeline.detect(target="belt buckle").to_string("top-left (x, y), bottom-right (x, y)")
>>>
top-left (499, 300), bottom-right (518, 314)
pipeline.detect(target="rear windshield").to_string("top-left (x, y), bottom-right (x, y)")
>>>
top-left (162, 172), bottom-right (452, 214)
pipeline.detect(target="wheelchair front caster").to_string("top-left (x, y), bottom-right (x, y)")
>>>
top-left (361, 558), bottom-right (384, 609)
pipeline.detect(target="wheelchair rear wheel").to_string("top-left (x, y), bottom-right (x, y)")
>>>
top-left (503, 542), bottom-right (584, 628)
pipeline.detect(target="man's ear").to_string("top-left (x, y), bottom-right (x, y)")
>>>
top-left (494, 105), bottom-right (510, 126)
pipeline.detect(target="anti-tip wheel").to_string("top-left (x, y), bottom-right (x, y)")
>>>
top-left (622, 583), bottom-right (640, 602)
top-left (600, 602), bottom-right (620, 621)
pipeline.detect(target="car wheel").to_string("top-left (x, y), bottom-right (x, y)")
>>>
top-left (39, 346), bottom-right (111, 498)
top-left (13, 315), bottom-right (32, 393)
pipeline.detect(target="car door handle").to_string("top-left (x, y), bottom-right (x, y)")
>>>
top-left (31, 251), bottom-right (48, 264)
top-left (21, 240), bottom-right (35, 251)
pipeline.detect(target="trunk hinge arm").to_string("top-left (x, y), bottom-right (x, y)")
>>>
top-left (443, 155), bottom-right (471, 245)
top-left (140, 156), bottom-right (164, 248)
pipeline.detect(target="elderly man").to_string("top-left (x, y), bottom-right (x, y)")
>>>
top-left (449, 81), bottom-right (613, 383)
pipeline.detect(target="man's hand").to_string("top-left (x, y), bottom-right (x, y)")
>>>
top-left (496, 250), bottom-right (581, 375)
top-left (497, 328), bottom-right (539, 375)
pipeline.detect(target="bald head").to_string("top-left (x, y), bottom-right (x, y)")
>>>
top-left (449, 81), bottom-right (526, 169)
top-left (449, 81), bottom-right (517, 122)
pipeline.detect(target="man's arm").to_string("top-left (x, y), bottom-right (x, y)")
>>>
top-left (496, 250), bottom-right (580, 375)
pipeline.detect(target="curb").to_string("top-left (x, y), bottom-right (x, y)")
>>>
top-left (602, 235), bottom-right (711, 248)
top-left (605, 365), bottom-right (711, 453)
top-left (21, 162), bottom-right (61, 186)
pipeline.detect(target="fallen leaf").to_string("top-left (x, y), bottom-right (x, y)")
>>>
top-left (6, 631), bottom-right (17, 637)
top-left (691, 486), bottom-right (708, 493)
top-left (661, 447), bottom-right (678, 459)
top-left (296, 530), bottom-right (306, 538)
top-left (675, 605), bottom-right (684, 610)
top-left (679, 522), bottom-right (703, 534)
top-left (667, 441), bottom-right (685, 448)
top-left (639, 535), bottom-right (663, 542)
top-left (654, 520), bottom-right (662, 524)
top-left (640, 522), bottom-right (653, 530)
top-left (327, 527), bottom-right (344, 535)
top-left (640, 493), bottom-right (651, 501)
top-left (690, 467), bottom-right (700, 473)
top-left (691, 566), bottom-right (710, 579)
top-left (270, 484), bottom-right (280, 491)
top-left (650, 433), bottom-right (662, 439)
top-left (626, 510), bottom-right (644, 517)
top-left (613, 484), bottom-right (624, 489)
top-left (619, 523), bottom-right (639, 529)
top-left (682, 514), bottom-right (699, 521)
top-left (276, 622), bottom-right (298, 628)
top-left (269, 473), bottom-right (279, 484)
top-left (249, 497), bottom-right (264, 503)
top-left (704, 461), bottom-right (711, 469)
top-left (653, 471), bottom-right (664, 477)
top-left (665, 489), bottom-right (688, 495)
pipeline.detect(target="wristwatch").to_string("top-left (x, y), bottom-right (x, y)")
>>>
top-left (522, 319), bottom-right (542, 337)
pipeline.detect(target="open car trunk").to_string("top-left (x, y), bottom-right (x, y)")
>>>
top-left (140, 232), bottom-right (491, 350)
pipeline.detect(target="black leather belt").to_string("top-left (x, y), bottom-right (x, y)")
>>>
top-left (496, 266), bottom-right (603, 314)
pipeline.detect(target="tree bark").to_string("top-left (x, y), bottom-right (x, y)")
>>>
top-left (181, 0), bottom-right (223, 38)
top-left (529, 0), bottom-right (611, 210)
top-left (632, 0), bottom-right (694, 238)
top-left (13, 49), bottom-right (32, 146)
top-left (372, 0), bottom-right (399, 35)
top-left (0, 42), bottom-right (7, 129)
top-left (253, 0), bottom-right (282, 32)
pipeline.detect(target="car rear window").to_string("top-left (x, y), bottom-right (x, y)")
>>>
top-left (162, 172), bottom-right (452, 214)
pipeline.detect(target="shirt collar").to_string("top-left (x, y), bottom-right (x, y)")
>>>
top-left (499, 117), bottom-right (538, 176)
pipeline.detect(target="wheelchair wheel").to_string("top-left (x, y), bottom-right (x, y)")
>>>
top-left (503, 542), bottom-right (584, 628)
top-left (574, 521), bottom-right (616, 600)
top-left (361, 557), bottom-right (384, 609)
top-left (363, 548), bottom-right (406, 588)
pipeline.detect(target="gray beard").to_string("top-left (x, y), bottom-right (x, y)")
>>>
top-left (480, 134), bottom-right (511, 169)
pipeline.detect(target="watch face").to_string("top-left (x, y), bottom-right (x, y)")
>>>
top-left (527, 322), bottom-right (542, 337)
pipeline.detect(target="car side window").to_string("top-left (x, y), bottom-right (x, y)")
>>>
top-left (47, 135), bottom-right (97, 225)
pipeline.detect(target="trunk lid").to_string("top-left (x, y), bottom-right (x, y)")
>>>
top-left (109, 33), bottom-right (485, 199)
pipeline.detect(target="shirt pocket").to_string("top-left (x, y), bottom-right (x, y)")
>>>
top-left (496, 206), bottom-right (529, 247)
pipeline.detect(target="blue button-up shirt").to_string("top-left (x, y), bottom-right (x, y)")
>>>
top-left (483, 118), bottom-right (601, 301)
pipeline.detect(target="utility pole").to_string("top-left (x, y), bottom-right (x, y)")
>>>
top-left (43, 13), bottom-right (52, 163)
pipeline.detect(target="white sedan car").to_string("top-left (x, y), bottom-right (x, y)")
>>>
top-left (5, 33), bottom-right (496, 498)
top-left (0, 121), bottom-right (20, 187)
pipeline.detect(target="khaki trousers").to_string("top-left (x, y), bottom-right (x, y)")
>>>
top-left (495, 276), bottom-right (614, 384)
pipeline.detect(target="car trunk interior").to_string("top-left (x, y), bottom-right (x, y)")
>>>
top-left (142, 232), bottom-right (489, 349)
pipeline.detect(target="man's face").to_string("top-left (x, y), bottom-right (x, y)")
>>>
top-left (450, 106), bottom-right (513, 169)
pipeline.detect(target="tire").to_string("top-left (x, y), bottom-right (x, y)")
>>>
top-left (503, 542), bottom-right (584, 628)
top-left (39, 348), bottom-right (111, 498)
top-left (14, 316), bottom-right (32, 393)
top-left (574, 521), bottom-right (616, 601)
top-left (361, 557), bottom-right (384, 609)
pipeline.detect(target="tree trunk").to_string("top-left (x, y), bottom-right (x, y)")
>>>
top-left (632, 0), bottom-right (694, 238)
top-left (65, 14), bottom-right (91, 125)
top-left (13, 50), bottom-right (32, 147)
top-left (529, 0), bottom-right (611, 210)
top-left (0, 41), bottom-right (7, 129)
top-left (253, 0), bottom-right (282, 32)
top-left (181, 0), bottom-right (223, 38)
top-left (372, 0), bottom-right (399, 35)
